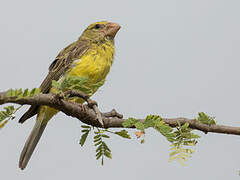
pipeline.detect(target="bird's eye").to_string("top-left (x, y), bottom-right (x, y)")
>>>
top-left (94, 24), bottom-right (101, 29)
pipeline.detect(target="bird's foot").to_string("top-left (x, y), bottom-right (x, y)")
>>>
top-left (63, 90), bottom-right (104, 127)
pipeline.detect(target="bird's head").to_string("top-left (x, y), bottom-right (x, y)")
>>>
top-left (80, 21), bottom-right (121, 43)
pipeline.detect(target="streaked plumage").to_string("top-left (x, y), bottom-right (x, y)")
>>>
top-left (18, 21), bottom-right (120, 170)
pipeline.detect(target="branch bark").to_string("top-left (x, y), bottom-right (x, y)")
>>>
top-left (1, 91), bottom-right (240, 135)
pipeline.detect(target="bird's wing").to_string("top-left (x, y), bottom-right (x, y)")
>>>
top-left (19, 41), bottom-right (89, 123)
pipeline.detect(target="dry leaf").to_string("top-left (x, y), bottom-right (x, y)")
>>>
top-left (135, 131), bottom-right (144, 138)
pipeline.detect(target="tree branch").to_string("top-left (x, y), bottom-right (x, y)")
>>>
top-left (1, 91), bottom-right (240, 135)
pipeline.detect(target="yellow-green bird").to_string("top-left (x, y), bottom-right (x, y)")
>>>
top-left (18, 21), bottom-right (120, 170)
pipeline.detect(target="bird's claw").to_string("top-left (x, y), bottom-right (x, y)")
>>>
top-left (87, 99), bottom-right (98, 108)
top-left (86, 99), bottom-right (104, 127)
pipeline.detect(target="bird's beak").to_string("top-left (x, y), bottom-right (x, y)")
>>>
top-left (104, 22), bottom-right (121, 39)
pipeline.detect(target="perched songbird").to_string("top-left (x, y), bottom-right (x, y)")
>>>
top-left (18, 21), bottom-right (121, 170)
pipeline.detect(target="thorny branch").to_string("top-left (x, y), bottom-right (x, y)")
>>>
top-left (1, 91), bottom-right (240, 135)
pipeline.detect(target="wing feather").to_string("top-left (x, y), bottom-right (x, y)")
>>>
top-left (19, 40), bottom-right (89, 123)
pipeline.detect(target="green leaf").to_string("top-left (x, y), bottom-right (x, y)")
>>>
top-left (104, 151), bottom-right (112, 159)
top-left (102, 142), bottom-right (111, 152)
top-left (94, 141), bottom-right (102, 146)
top-left (114, 130), bottom-right (131, 139)
top-left (122, 117), bottom-right (138, 128)
top-left (30, 88), bottom-right (37, 96)
top-left (96, 144), bottom-right (103, 152)
top-left (197, 112), bottom-right (216, 125)
top-left (79, 131), bottom-right (89, 146)
top-left (6, 89), bottom-right (13, 97)
top-left (143, 115), bottom-right (156, 128)
top-left (79, 125), bottom-right (91, 146)
top-left (81, 125), bottom-right (91, 129)
top-left (96, 151), bottom-right (102, 160)
top-left (154, 119), bottom-right (174, 140)
top-left (135, 122), bottom-right (145, 131)
top-left (22, 89), bottom-right (29, 97)
top-left (6, 88), bottom-right (40, 99)
top-left (101, 157), bottom-right (104, 165)
top-left (0, 120), bottom-right (8, 128)
top-left (101, 134), bottom-right (110, 138)
top-left (81, 129), bottom-right (90, 133)
top-left (93, 129), bottom-right (113, 166)
top-left (94, 131), bottom-right (104, 134)
top-left (181, 122), bottom-right (189, 129)
top-left (62, 76), bottom-right (88, 91)
top-left (94, 138), bottom-right (101, 143)
top-left (190, 134), bottom-right (200, 139)
top-left (52, 80), bottom-right (61, 89)
top-left (94, 134), bottom-right (101, 139)
top-left (169, 150), bottom-right (181, 157)
top-left (0, 105), bottom-right (21, 129)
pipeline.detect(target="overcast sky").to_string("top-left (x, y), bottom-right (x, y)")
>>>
top-left (0, 0), bottom-right (240, 179)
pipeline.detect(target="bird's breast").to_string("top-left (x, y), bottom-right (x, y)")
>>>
top-left (67, 41), bottom-right (115, 86)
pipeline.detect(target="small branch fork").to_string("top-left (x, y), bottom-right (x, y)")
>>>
top-left (1, 90), bottom-right (240, 136)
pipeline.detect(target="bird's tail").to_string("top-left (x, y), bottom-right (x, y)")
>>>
top-left (19, 112), bottom-right (47, 170)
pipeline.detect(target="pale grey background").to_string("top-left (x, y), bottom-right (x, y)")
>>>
top-left (0, 0), bottom-right (240, 179)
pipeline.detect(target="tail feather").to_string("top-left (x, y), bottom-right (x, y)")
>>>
top-left (19, 114), bottom-right (47, 170)
top-left (19, 105), bottom-right (39, 123)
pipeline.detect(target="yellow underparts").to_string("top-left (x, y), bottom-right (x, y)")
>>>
top-left (39, 41), bottom-right (115, 124)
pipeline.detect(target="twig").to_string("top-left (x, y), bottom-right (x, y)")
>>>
top-left (0, 91), bottom-right (240, 135)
